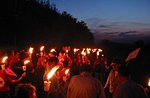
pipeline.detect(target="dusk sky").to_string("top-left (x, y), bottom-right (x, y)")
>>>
top-left (50, 0), bottom-right (150, 43)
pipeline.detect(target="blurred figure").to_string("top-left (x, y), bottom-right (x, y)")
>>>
top-left (43, 57), bottom-right (62, 98)
top-left (113, 65), bottom-right (148, 98)
top-left (0, 67), bottom-right (26, 98)
top-left (15, 83), bottom-right (36, 98)
top-left (104, 58), bottom-right (122, 98)
top-left (67, 64), bottom-right (106, 98)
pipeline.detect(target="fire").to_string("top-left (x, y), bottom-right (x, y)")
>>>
top-left (65, 69), bottom-right (70, 75)
top-left (24, 60), bottom-right (30, 65)
top-left (47, 66), bottom-right (59, 80)
top-left (97, 51), bottom-right (100, 56)
top-left (81, 50), bottom-right (86, 56)
top-left (50, 49), bottom-right (56, 52)
top-left (40, 46), bottom-right (45, 51)
top-left (98, 49), bottom-right (103, 52)
top-left (29, 47), bottom-right (34, 54)
top-left (66, 50), bottom-right (69, 53)
top-left (2, 56), bottom-right (8, 63)
top-left (148, 78), bottom-right (150, 87)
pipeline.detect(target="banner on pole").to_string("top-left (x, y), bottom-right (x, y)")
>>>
top-left (125, 48), bottom-right (141, 62)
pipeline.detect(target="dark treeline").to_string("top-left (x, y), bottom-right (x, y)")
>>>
top-left (0, 0), bottom-right (94, 49)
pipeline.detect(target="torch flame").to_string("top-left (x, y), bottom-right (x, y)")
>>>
top-left (47, 66), bottom-right (59, 80)
top-left (40, 46), bottom-right (44, 51)
top-left (50, 49), bottom-right (56, 52)
top-left (66, 50), bottom-right (69, 53)
top-left (148, 78), bottom-right (150, 87)
top-left (2, 56), bottom-right (8, 63)
top-left (29, 47), bottom-right (34, 54)
top-left (65, 69), bottom-right (70, 75)
top-left (98, 49), bottom-right (103, 52)
top-left (24, 60), bottom-right (30, 65)
top-left (97, 51), bottom-right (100, 56)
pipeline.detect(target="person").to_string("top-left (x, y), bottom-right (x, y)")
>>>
top-left (113, 65), bottom-right (148, 98)
top-left (0, 67), bottom-right (26, 98)
top-left (15, 83), bottom-right (37, 98)
top-left (67, 64), bottom-right (106, 98)
top-left (104, 58), bottom-right (122, 98)
top-left (43, 57), bottom-right (62, 98)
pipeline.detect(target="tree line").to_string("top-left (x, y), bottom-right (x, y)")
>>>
top-left (0, 0), bottom-right (94, 48)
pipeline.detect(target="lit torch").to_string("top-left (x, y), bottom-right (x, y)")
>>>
top-left (1, 56), bottom-right (8, 70)
top-left (44, 66), bottom-right (59, 92)
top-left (23, 60), bottom-right (30, 71)
top-left (96, 51), bottom-right (99, 59)
top-left (63, 68), bottom-right (70, 82)
top-left (148, 78), bottom-right (150, 87)
top-left (65, 69), bottom-right (70, 75)
top-left (40, 46), bottom-right (44, 51)
top-left (2, 56), bottom-right (8, 63)
top-left (29, 47), bottom-right (33, 58)
top-left (47, 66), bottom-right (59, 80)
top-left (50, 48), bottom-right (56, 53)
top-left (40, 46), bottom-right (45, 56)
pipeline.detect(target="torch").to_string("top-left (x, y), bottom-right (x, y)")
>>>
top-left (23, 60), bottom-right (30, 71)
top-left (40, 46), bottom-right (45, 56)
top-left (29, 47), bottom-right (33, 59)
top-left (44, 66), bottom-right (59, 92)
top-left (148, 78), bottom-right (150, 87)
top-left (63, 68), bottom-right (70, 82)
top-left (1, 56), bottom-right (8, 70)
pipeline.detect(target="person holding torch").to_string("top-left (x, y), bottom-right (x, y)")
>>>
top-left (43, 57), bottom-right (62, 98)
top-left (0, 56), bottom-right (26, 98)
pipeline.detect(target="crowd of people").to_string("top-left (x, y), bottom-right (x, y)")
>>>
top-left (0, 47), bottom-right (149, 98)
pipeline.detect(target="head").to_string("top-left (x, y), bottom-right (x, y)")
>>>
top-left (48, 57), bottom-right (59, 67)
top-left (111, 58), bottom-right (122, 71)
top-left (118, 65), bottom-right (130, 83)
top-left (79, 64), bottom-right (93, 73)
top-left (63, 59), bottom-right (69, 68)
top-left (15, 83), bottom-right (37, 98)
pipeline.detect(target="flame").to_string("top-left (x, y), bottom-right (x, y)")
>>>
top-left (65, 69), bottom-right (70, 75)
top-left (47, 66), bottom-right (59, 80)
top-left (2, 56), bottom-right (8, 63)
top-left (66, 50), bottom-right (69, 53)
top-left (73, 48), bottom-right (77, 53)
top-left (97, 51), bottom-right (100, 56)
top-left (29, 47), bottom-right (34, 54)
top-left (86, 48), bottom-right (91, 54)
top-left (98, 49), bottom-right (103, 52)
top-left (148, 78), bottom-right (150, 87)
top-left (50, 49), bottom-right (56, 52)
top-left (24, 60), bottom-right (30, 65)
top-left (92, 49), bottom-right (97, 53)
top-left (73, 48), bottom-right (79, 53)
top-left (40, 46), bottom-right (45, 51)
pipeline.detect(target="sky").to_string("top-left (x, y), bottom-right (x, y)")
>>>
top-left (50, 0), bottom-right (150, 43)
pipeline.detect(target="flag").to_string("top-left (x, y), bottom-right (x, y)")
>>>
top-left (125, 48), bottom-right (141, 62)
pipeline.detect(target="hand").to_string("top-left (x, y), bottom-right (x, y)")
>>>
top-left (21, 72), bottom-right (26, 78)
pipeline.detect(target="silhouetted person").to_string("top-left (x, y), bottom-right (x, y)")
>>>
top-left (113, 65), bottom-right (148, 98)
top-left (67, 64), bottom-right (106, 98)
top-left (15, 83), bottom-right (37, 98)
top-left (104, 58), bottom-right (122, 98)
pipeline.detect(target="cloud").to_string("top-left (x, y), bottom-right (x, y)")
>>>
top-left (98, 25), bottom-right (110, 28)
top-left (84, 18), bottom-right (150, 43)
top-left (118, 31), bottom-right (139, 37)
